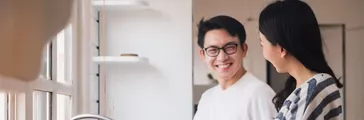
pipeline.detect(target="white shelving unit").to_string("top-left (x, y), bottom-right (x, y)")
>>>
top-left (92, 0), bottom-right (150, 11)
top-left (91, 0), bottom-right (153, 115)
top-left (93, 56), bottom-right (149, 64)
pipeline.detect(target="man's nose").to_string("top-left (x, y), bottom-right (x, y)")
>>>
top-left (216, 49), bottom-right (228, 61)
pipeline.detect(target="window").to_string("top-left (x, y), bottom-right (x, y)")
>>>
top-left (1, 24), bottom-right (74, 120)
top-left (35, 24), bottom-right (74, 120)
top-left (0, 92), bottom-right (7, 120)
top-left (57, 94), bottom-right (71, 120)
top-left (41, 42), bottom-right (52, 81)
top-left (33, 91), bottom-right (51, 120)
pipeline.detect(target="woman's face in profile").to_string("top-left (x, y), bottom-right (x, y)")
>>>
top-left (259, 32), bottom-right (289, 73)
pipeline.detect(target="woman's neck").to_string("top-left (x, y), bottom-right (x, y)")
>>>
top-left (289, 61), bottom-right (317, 88)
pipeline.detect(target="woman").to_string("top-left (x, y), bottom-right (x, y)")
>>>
top-left (258, 0), bottom-right (344, 120)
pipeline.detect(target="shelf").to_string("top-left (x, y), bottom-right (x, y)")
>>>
top-left (93, 56), bottom-right (149, 64)
top-left (92, 0), bottom-right (150, 11)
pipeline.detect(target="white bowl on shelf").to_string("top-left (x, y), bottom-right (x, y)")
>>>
top-left (93, 56), bottom-right (149, 64)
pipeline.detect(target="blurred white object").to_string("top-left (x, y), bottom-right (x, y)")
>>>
top-left (0, 0), bottom-right (74, 82)
top-left (71, 114), bottom-right (113, 120)
top-left (92, 0), bottom-right (149, 11)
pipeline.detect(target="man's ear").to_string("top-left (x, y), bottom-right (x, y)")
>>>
top-left (200, 49), bottom-right (206, 60)
top-left (242, 43), bottom-right (248, 57)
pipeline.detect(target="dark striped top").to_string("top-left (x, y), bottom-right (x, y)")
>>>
top-left (275, 73), bottom-right (343, 120)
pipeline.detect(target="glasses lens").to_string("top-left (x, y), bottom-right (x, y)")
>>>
top-left (206, 47), bottom-right (219, 57)
top-left (224, 44), bottom-right (237, 55)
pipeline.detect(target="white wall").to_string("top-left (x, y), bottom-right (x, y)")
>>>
top-left (193, 0), bottom-right (364, 119)
top-left (101, 0), bottom-right (193, 120)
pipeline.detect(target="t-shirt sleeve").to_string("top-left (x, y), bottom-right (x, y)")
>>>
top-left (248, 86), bottom-right (277, 120)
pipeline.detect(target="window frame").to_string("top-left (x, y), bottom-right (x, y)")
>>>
top-left (0, 24), bottom-right (75, 120)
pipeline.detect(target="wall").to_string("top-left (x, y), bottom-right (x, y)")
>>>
top-left (101, 0), bottom-right (193, 120)
top-left (193, 0), bottom-right (364, 119)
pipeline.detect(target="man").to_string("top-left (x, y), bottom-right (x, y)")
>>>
top-left (193, 15), bottom-right (277, 120)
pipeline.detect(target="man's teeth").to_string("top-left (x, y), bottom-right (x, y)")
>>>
top-left (217, 64), bottom-right (231, 68)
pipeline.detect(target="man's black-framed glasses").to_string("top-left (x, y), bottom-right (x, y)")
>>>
top-left (203, 43), bottom-right (238, 57)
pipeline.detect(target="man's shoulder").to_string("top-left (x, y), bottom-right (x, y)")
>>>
top-left (237, 72), bottom-right (276, 96)
top-left (244, 72), bottom-right (273, 88)
top-left (201, 85), bottom-right (218, 97)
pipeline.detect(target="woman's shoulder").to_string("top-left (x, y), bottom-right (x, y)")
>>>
top-left (292, 73), bottom-right (339, 100)
top-left (300, 73), bottom-right (343, 120)
top-left (305, 73), bottom-right (341, 99)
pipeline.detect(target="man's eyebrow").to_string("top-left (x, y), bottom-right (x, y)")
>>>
top-left (205, 41), bottom-right (238, 48)
top-left (204, 45), bottom-right (219, 48)
top-left (223, 41), bottom-right (238, 46)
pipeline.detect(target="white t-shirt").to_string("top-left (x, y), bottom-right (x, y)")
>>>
top-left (193, 72), bottom-right (277, 120)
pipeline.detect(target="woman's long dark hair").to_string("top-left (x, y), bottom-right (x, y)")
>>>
top-left (258, 0), bottom-right (343, 111)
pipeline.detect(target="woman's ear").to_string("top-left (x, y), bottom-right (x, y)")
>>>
top-left (280, 46), bottom-right (287, 58)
